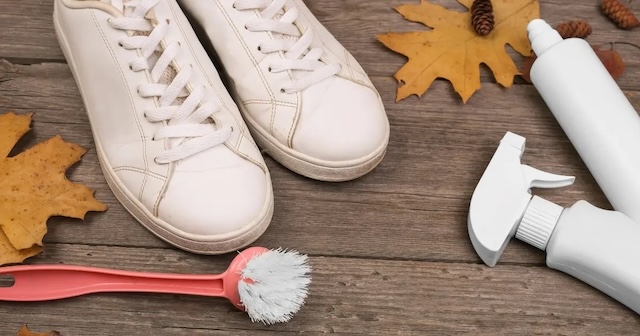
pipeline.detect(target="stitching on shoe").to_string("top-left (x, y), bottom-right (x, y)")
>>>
top-left (227, 124), bottom-right (267, 172)
top-left (269, 93), bottom-right (276, 135)
top-left (113, 166), bottom-right (167, 181)
top-left (92, 9), bottom-right (151, 201)
top-left (154, 162), bottom-right (173, 217)
top-left (337, 72), bottom-right (373, 90)
top-left (243, 100), bottom-right (297, 107)
top-left (224, 139), bottom-right (267, 173)
top-left (287, 91), bottom-right (301, 148)
top-left (241, 100), bottom-right (298, 148)
top-left (344, 49), bottom-right (369, 80)
top-left (337, 50), bottom-right (375, 90)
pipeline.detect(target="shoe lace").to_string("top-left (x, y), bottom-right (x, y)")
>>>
top-left (233, 0), bottom-right (342, 93)
top-left (108, 0), bottom-right (231, 164)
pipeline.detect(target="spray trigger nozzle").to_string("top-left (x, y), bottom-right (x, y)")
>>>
top-left (521, 164), bottom-right (575, 190)
top-left (468, 132), bottom-right (576, 267)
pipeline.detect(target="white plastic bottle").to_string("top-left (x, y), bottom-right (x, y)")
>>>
top-left (469, 132), bottom-right (640, 315)
top-left (527, 19), bottom-right (640, 222)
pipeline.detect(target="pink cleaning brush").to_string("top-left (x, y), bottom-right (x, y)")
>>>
top-left (0, 247), bottom-right (311, 324)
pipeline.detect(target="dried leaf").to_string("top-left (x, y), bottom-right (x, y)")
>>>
top-left (0, 112), bottom-right (106, 266)
top-left (17, 325), bottom-right (61, 336)
top-left (377, 0), bottom-right (540, 103)
top-left (520, 44), bottom-right (625, 82)
top-left (593, 44), bottom-right (626, 79)
top-left (0, 229), bottom-right (42, 266)
top-left (520, 56), bottom-right (536, 83)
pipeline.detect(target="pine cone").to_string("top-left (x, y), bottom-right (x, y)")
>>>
top-left (555, 20), bottom-right (593, 39)
top-left (601, 0), bottom-right (640, 29)
top-left (471, 0), bottom-right (494, 36)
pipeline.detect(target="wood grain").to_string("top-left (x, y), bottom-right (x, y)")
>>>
top-left (0, 244), bottom-right (638, 335)
top-left (0, 0), bottom-right (639, 334)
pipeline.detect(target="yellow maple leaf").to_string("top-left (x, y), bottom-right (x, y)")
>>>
top-left (0, 230), bottom-right (42, 266)
top-left (0, 112), bottom-right (106, 266)
top-left (17, 325), bottom-right (61, 336)
top-left (377, 0), bottom-right (540, 103)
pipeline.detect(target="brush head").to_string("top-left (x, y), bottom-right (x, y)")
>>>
top-left (238, 248), bottom-right (311, 324)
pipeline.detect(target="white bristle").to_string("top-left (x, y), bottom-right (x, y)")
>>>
top-left (238, 248), bottom-right (311, 324)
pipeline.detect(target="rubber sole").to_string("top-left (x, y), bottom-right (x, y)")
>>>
top-left (54, 8), bottom-right (274, 254)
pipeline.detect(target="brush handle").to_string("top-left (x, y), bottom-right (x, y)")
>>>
top-left (0, 264), bottom-right (227, 301)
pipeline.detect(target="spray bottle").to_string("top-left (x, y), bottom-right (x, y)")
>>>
top-left (527, 19), bottom-right (640, 222)
top-left (469, 131), bottom-right (640, 315)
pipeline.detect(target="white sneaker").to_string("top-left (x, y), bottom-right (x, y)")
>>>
top-left (53, 0), bottom-right (273, 254)
top-left (179, 0), bottom-right (390, 182)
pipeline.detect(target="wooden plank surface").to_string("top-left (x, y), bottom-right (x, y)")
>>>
top-left (1, 244), bottom-right (638, 335)
top-left (2, 0), bottom-right (640, 75)
top-left (1, 0), bottom-right (640, 334)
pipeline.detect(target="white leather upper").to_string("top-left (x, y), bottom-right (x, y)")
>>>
top-left (179, 0), bottom-right (390, 163)
top-left (54, 0), bottom-right (271, 237)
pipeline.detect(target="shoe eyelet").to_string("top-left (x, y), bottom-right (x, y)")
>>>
top-left (118, 41), bottom-right (124, 48)
top-left (129, 64), bottom-right (133, 71)
top-left (165, 19), bottom-right (170, 25)
top-left (257, 46), bottom-right (262, 52)
top-left (153, 157), bottom-right (160, 164)
top-left (232, 3), bottom-right (237, 9)
top-left (280, 88), bottom-right (286, 93)
top-left (268, 67), bottom-right (272, 72)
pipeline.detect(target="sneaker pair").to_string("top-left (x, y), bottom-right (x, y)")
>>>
top-left (53, 0), bottom-right (390, 254)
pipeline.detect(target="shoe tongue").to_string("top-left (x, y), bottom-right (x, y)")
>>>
top-left (105, 0), bottom-right (124, 12)
top-left (106, 0), bottom-right (137, 16)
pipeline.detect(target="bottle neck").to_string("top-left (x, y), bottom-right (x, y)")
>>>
top-left (516, 196), bottom-right (564, 250)
top-left (527, 19), bottom-right (563, 56)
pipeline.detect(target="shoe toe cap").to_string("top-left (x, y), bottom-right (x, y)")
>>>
top-left (292, 77), bottom-right (389, 163)
top-left (158, 149), bottom-right (271, 238)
